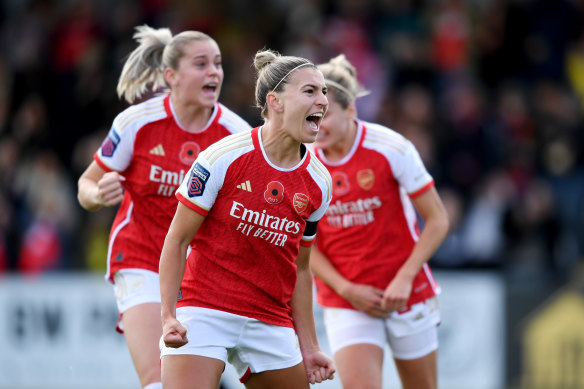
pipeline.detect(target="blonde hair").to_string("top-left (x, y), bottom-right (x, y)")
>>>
top-left (253, 49), bottom-right (316, 118)
top-left (116, 25), bottom-right (214, 103)
top-left (317, 54), bottom-right (369, 109)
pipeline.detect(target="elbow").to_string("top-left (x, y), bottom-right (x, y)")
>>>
top-left (438, 211), bottom-right (450, 240)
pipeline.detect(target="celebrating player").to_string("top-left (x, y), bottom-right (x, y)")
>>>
top-left (310, 54), bottom-right (449, 389)
top-left (77, 25), bottom-right (251, 389)
top-left (158, 49), bottom-right (335, 389)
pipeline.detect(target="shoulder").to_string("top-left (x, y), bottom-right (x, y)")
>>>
top-left (113, 94), bottom-right (168, 134)
top-left (200, 129), bottom-right (255, 166)
top-left (217, 103), bottom-right (253, 134)
top-left (307, 148), bottom-right (333, 202)
top-left (361, 121), bottom-right (413, 156)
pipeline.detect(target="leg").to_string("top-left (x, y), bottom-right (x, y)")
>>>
top-left (334, 344), bottom-right (384, 389)
top-left (162, 355), bottom-right (225, 389)
top-left (245, 362), bottom-right (308, 389)
top-left (394, 350), bottom-right (437, 389)
top-left (122, 302), bottom-right (162, 387)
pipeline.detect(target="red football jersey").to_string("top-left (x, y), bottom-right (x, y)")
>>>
top-left (313, 120), bottom-right (440, 309)
top-left (175, 127), bottom-right (332, 327)
top-left (94, 93), bottom-right (251, 281)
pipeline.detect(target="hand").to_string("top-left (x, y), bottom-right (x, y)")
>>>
top-left (343, 283), bottom-right (389, 318)
top-left (162, 317), bottom-right (188, 348)
top-left (381, 277), bottom-right (412, 312)
top-left (97, 172), bottom-right (125, 206)
top-left (302, 349), bottom-right (336, 384)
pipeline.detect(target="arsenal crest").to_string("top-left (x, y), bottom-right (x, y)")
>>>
top-left (293, 193), bottom-right (309, 214)
top-left (357, 169), bottom-right (375, 190)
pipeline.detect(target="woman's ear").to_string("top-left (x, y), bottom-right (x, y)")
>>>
top-left (164, 67), bottom-right (176, 87)
top-left (267, 91), bottom-right (284, 113)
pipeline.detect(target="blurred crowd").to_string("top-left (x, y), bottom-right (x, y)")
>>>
top-left (0, 0), bottom-right (583, 283)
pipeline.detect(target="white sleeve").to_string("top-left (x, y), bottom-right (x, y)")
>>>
top-left (176, 155), bottom-right (226, 213)
top-left (392, 140), bottom-right (433, 194)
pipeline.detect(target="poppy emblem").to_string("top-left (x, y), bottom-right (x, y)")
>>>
top-left (357, 169), bottom-right (375, 190)
top-left (293, 193), bottom-right (309, 214)
top-left (332, 171), bottom-right (350, 196)
top-left (179, 141), bottom-right (201, 165)
top-left (264, 181), bottom-right (284, 204)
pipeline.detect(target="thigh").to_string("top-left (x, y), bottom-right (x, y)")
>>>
top-left (122, 302), bottom-right (162, 385)
top-left (162, 354), bottom-right (225, 389)
top-left (244, 361), bottom-right (308, 389)
top-left (335, 344), bottom-right (384, 389)
top-left (394, 350), bottom-right (437, 389)
top-left (323, 308), bottom-right (386, 389)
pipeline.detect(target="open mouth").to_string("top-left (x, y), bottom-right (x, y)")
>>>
top-left (306, 112), bottom-right (324, 130)
top-left (203, 83), bottom-right (218, 93)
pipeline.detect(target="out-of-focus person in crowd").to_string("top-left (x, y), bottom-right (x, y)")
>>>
top-left (310, 54), bottom-right (449, 389)
top-left (77, 25), bottom-right (251, 389)
top-left (158, 49), bottom-right (335, 389)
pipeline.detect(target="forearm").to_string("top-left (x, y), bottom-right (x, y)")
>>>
top-left (159, 236), bottom-right (188, 321)
top-left (310, 247), bottom-right (351, 297)
top-left (291, 265), bottom-right (320, 353)
top-left (398, 217), bottom-right (449, 280)
top-left (77, 177), bottom-right (102, 211)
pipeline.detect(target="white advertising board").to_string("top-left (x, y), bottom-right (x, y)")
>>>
top-left (0, 271), bottom-right (504, 389)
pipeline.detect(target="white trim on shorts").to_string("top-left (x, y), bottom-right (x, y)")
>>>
top-left (323, 297), bottom-right (440, 360)
top-left (160, 307), bottom-right (303, 381)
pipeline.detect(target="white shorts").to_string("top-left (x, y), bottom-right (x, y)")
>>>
top-left (324, 297), bottom-right (440, 360)
top-left (160, 307), bottom-right (303, 382)
top-left (112, 269), bottom-right (161, 331)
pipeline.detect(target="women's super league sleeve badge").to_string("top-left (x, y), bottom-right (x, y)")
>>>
top-left (187, 162), bottom-right (210, 197)
top-left (101, 129), bottom-right (120, 157)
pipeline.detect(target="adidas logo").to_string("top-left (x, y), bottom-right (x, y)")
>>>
top-left (149, 144), bottom-right (165, 156)
top-left (237, 180), bottom-right (252, 192)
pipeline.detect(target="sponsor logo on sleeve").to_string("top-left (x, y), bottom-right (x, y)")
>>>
top-left (101, 129), bottom-right (120, 157)
top-left (293, 193), bottom-right (309, 214)
top-left (264, 181), bottom-right (284, 205)
top-left (187, 162), bottom-right (210, 197)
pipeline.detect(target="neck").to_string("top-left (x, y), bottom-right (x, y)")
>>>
top-left (260, 123), bottom-right (303, 169)
top-left (171, 95), bottom-right (214, 132)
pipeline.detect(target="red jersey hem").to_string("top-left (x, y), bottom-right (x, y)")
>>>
top-left (176, 192), bottom-right (210, 216)
top-left (94, 154), bottom-right (113, 172)
top-left (176, 301), bottom-right (294, 328)
top-left (409, 180), bottom-right (434, 198)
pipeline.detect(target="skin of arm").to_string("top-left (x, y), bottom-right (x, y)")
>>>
top-left (159, 202), bottom-right (205, 348)
top-left (310, 247), bottom-right (388, 318)
top-left (381, 186), bottom-right (450, 311)
top-left (77, 161), bottom-right (126, 211)
top-left (291, 245), bottom-right (336, 384)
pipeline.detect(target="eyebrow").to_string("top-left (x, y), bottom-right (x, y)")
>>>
top-left (303, 83), bottom-right (326, 91)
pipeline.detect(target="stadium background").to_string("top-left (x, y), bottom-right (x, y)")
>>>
top-left (0, 0), bottom-right (583, 388)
